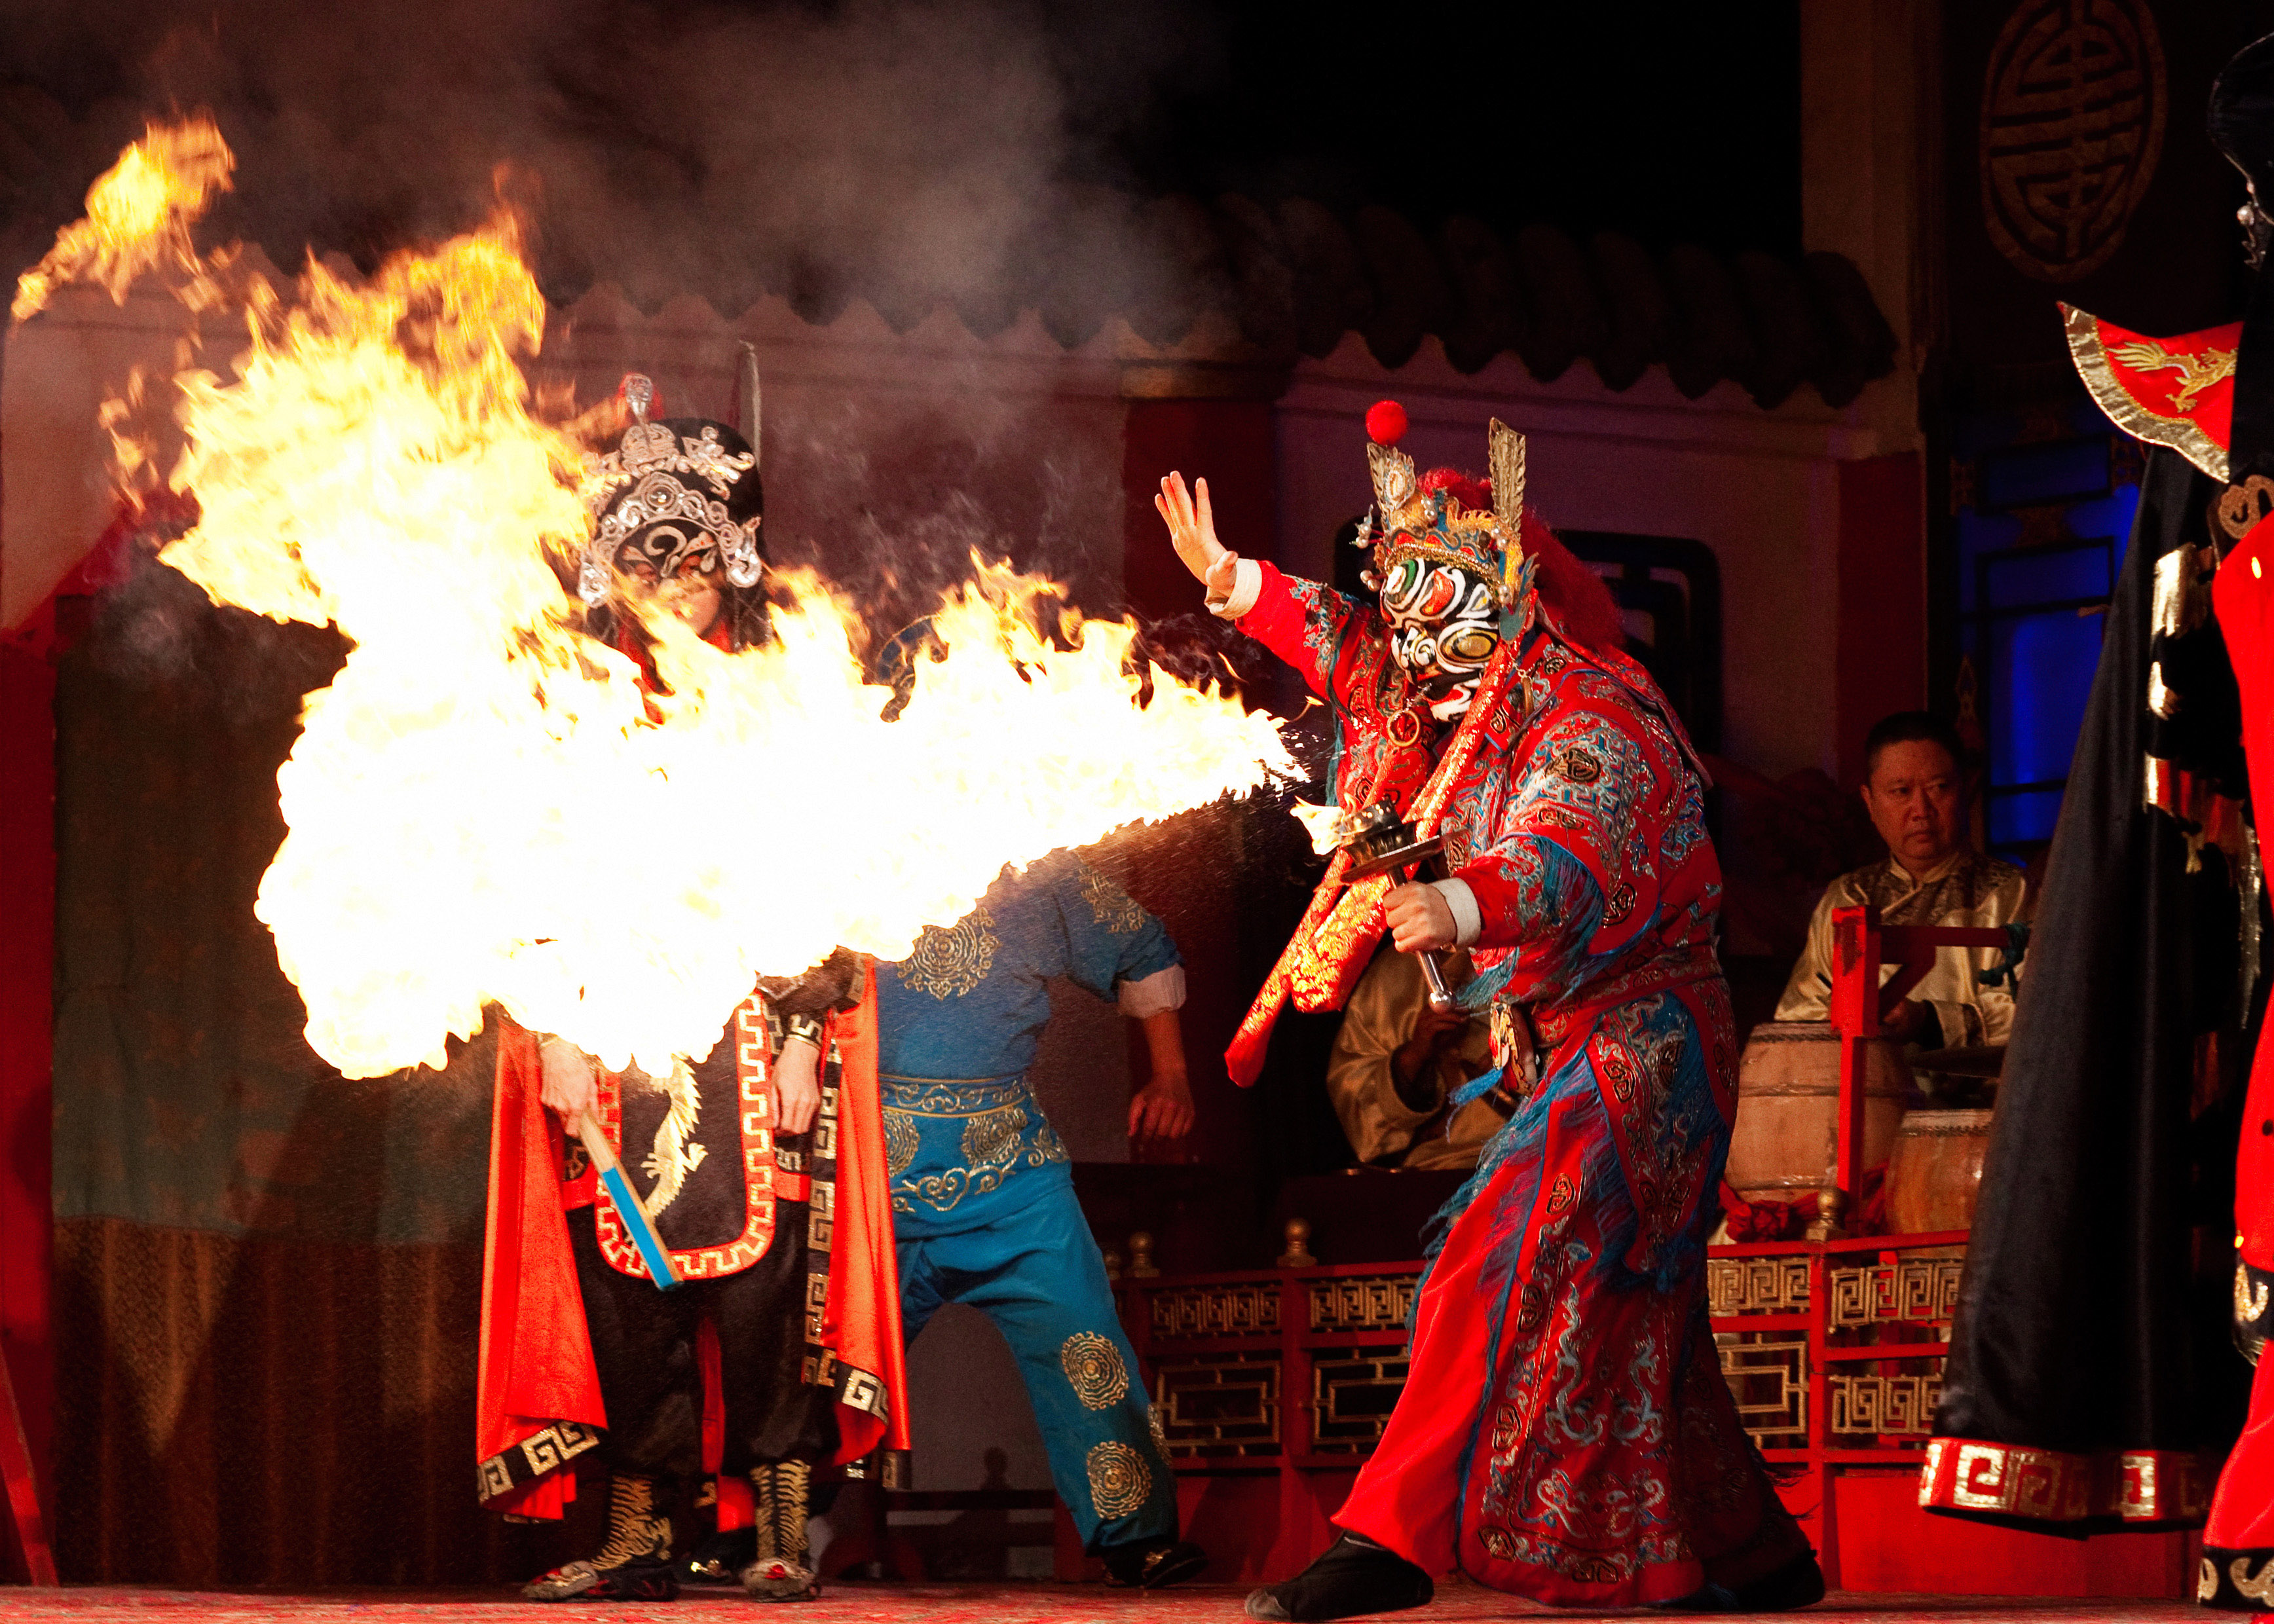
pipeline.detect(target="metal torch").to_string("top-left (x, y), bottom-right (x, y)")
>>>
top-left (1335, 803), bottom-right (1459, 1012)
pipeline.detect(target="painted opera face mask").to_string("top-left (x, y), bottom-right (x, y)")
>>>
top-left (1378, 554), bottom-right (1501, 714)
top-left (616, 528), bottom-right (724, 638)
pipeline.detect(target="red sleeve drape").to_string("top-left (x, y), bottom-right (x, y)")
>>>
top-left (475, 1018), bottom-right (605, 1520)
top-left (822, 965), bottom-right (912, 1464)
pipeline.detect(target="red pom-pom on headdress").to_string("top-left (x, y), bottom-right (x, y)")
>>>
top-left (1366, 399), bottom-right (1408, 446)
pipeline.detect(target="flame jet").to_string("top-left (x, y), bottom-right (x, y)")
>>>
top-left (27, 120), bottom-right (1295, 1079)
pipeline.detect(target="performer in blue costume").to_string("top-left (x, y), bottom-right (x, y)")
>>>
top-left (876, 847), bottom-right (1208, 1589)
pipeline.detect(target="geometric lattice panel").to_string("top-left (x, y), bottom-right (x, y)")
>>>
top-left (1827, 1255), bottom-right (1964, 1328)
top-left (1715, 1331), bottom-right (1808, 1448)
top-left (1706, 1256), bottom-right (1812, 1316)
top-left (1309, 1276), bottom-right (1419, 1333)
top-left (1309, 1346), bottom-right (1409, 1452)
top-left (1149, 1283), bottom-right (1281, 1339)
top-left (1153, 1352), bottom-right (1281, 1458)
top-left (1829, 1367), bottom-right (1945, 1438)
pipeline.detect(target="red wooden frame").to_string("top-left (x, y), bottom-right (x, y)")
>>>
top-left (1825, 902), bottom-right (2006, 1212)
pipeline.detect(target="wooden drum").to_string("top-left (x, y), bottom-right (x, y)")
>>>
top-left (1725, 1021), bottom-right (1916, 1204)
top-left (1883, 1107), bottom-right (1996, 1234)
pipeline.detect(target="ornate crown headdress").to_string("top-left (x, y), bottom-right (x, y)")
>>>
top-left (1355, 399), bottom-right (1535, 625)
top-left (576, 348), bottom-right (766, 607)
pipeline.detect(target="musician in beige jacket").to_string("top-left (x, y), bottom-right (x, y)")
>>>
top-left (1326, 946), bottom-right (1499, 1170)
top-left (1774, 712), bottom-right (2027, 1047)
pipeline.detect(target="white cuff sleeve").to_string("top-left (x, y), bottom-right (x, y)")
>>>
top-left (1204, 557), bottom-right (1263, 619)
top-left (1432, 878), bottom-right (1482, 949)
top-left (1117, 963), bottom-right (1187, 1018)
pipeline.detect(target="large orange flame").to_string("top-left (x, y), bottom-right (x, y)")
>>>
top-left (106, 192), bottom-right (1290, 1077)
top-left (13, 115), bottom-right (234, 323)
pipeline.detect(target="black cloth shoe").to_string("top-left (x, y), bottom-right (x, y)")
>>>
top-left (1102, 1538), bottom-right (1208, 1589)
top-left (1656, 1549), bottom-right (1826, 1613)
top-left (523, 1472), bottom-right (679, 1602)
top-left (1244, 1532), bottom-right (1432, 1622)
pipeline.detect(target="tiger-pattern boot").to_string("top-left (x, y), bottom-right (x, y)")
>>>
top-left (523, 1472), bottom-right (679, 1602)
top-left (739, 1460), bottom-right (820, 1602)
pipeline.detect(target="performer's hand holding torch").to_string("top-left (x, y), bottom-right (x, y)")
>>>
top-left (536, 1035), bottom-right (681, 1289)
top-left (1383, 883), bottom-right (1458, 953)
top-left (538, 1035), bottom-right (600, 1121)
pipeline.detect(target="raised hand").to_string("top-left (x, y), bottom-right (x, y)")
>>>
top-left (1154, 471), bottom-right (1239, 599)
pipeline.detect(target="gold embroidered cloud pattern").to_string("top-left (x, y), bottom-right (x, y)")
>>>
top-left (882, 1110), bottom-right (920, 1179)
top-left (1060, 1332), bottom-right (1130, 1410)
top-left (901, 905), bottom-right (999, 999)
top-left (1086, 1440), bottom-right (1152, 1518)
top-left (960, 1105), bottom-right (1027, 1169)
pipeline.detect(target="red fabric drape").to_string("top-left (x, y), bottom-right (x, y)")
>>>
top-left (475, 1022), bottom-right (605, 1520)
top-left (821, 967), bottom-right (910, 1464)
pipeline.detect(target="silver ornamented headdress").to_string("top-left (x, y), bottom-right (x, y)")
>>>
top-left (577, 370), bottom-right (765, 607)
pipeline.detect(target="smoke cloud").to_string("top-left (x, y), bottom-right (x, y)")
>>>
top-left (0, 0), bottom-right (1206, 331)
top-left (2, 1), bottom-right (1253, 659)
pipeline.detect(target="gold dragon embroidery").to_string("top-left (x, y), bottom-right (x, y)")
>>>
top-left (2110, 339), bottom-right (2237, 413)
top-left (638, 1060), bottom-right (709, 1218)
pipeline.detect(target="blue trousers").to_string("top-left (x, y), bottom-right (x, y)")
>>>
top-left (898, 1184), bottom-right (1178, 1553)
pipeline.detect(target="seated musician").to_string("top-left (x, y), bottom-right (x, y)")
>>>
top-left (1774, 711), bottom-right (2026, 1047)
top-left (1325, 945), bottom-right (1497, 1170)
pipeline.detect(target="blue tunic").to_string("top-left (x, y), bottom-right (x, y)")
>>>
top-left (878, 849), bottom-right (1185, 1554)
top-left (876, 851), bottom-right (1179, 1238)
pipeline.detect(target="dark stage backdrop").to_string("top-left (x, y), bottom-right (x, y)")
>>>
top-left (47, 568), bottom-right (576, 1586)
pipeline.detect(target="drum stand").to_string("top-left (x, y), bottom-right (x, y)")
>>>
top-left (1823, 903), bottom-right (2008, 1238)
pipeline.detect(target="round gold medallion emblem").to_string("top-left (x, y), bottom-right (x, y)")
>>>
top-left (1060, 1332), bottom-right (1130, 1410)
top-left (1085, 1441), bottom-right (1151, 1519)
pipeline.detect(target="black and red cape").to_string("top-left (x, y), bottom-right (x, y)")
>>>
top-left (472, 969), bottom-right (910, 1518)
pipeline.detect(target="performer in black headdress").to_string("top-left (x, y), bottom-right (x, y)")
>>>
top-left (477, 352), bottom-right (909, 1605)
